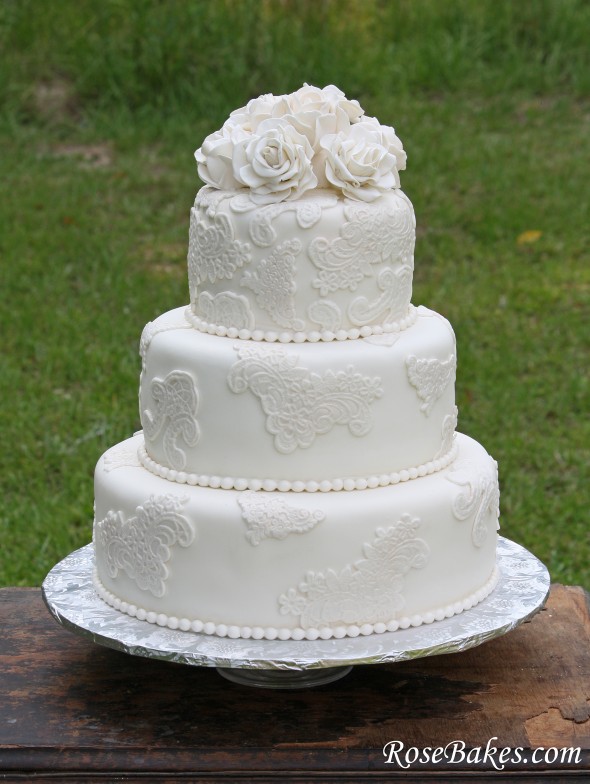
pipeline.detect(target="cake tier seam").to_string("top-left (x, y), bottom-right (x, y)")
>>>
top-left (184, 304), bottom-right (417, 343)
top-left (137, 438), bottom-right (458, 492)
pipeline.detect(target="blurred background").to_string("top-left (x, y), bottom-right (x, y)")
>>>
top-left (1, 0), bottom-right (588, 587)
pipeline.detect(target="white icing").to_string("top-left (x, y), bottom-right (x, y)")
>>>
top-left (196, 291), bottom-right (255, 331)
top-left (139, 313), bottom-right (191, 371)
top-left (309, 193), bottom-right (414, 296)
top-left (188, 189), bottom-right (416, 338)
top-left (227, 345), bottom-right (383, 454)
top-left (347, 265), bottom-right (413, 326)
top-left (91, 86), bottom-right (502, 643)
top-left (406, 353), bottom-right (457, 416)
top-left (447, 457), bottom-right (501, 547)
top-left (186, 302), bottom-right (417, 342)
top-left (434, 406), bottom-right (459, 460)
top-left (307, 299), bottom-right (343, 332)
top-left (238, 491), bottom-right (325, 545)
top-left (187, 205), bottom-right (251, 292)
top-left (94, 567), bottom-right (499, 640)
top-left (141, 307), bottom-right (454, 483)
top-left (94, 494), bottom-right (193, 598)
top-left (279, 514), bottom-right (429, 627)
top-left (137, 437), bottom-right (458, 491)
top-left (231, 191), bottom-right (337, 247)
top-left (102, 440), bottom-right (141, 472)
top-left (240, 239), bottom-right (305, 330)
top-left (142, 370), bottom-right (200, 472)
top-left (94, 433), bottom-right (498, 638)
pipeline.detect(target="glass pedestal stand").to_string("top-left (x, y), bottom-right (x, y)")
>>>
top-left (217, 664), bottom-right (353, 689)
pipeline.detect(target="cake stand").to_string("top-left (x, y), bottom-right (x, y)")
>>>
top-left (42, 537), bottom-right (549, 689)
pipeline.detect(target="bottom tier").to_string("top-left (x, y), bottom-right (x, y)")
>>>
top-left (93, 432), bottom-right (500, 640)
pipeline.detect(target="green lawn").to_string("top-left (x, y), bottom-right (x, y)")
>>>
top-left (1, 0), bottom-right (589, 587)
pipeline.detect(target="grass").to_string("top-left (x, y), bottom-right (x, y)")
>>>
top-left (0, 0), bottom-right (589, 588)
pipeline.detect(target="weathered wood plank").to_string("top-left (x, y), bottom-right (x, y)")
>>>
top-left (0, 585), bottom-right (588, 780)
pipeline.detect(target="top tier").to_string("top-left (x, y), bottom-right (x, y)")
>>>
top-left (189, 84), bottom-right (413, 341)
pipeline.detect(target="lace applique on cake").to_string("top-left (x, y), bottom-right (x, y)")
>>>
top-left (188, 206), bottom-right (251, 288)
top-left (447, 457), bottom-right (500, 547)
top-left (230, 191), bottom-right (338, 247)
top-left (241, 239), bottom-right (304, 330)
top-left (434, 406), bottom-right (458, 460)
top-left (347, 265), bottom-right (412, 326)
top-left (406, 353), bottom-right (457, 415)
top-left (278, 514), bottom-right (429, 627)
top-left (194, 186), bottom-right (232, 216)
top-left (103, 441), bottom-right (141, 472)
top-left (142, 371), bottom-right (200, 471)
top-left (307, 299), bottom-right (343, 332)
top-left (196, 291), bottom-right (255, 330)
top-left (308, 194), bottom-right (415, 296)
top-left (238, 491), bottom-right (325, 546)
top-left (94, 494), bottom-right (193, 597)
top-left (363, 333), bottom-right (402, 347)
top-left (228, 346), bottom-right (383, 454)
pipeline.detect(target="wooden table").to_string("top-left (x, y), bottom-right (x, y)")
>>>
top-left (1, 584), bottom-right (589, 782)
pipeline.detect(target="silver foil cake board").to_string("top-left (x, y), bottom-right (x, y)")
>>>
top-left (42, 537), bottom-right (549, 689)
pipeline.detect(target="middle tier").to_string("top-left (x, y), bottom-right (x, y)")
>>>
top-left (139, 306), bottom-right (458, 489)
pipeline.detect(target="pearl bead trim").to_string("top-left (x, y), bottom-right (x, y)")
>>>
top-left (93, 566), bottom-right (499, 641)
top-left (137, 439), bottom-right (458, 493)
top-left (185, 305), bottom-right (417, 343)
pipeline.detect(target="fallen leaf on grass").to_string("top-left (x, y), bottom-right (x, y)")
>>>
top-left (517, 230), bottom-right (542, 245)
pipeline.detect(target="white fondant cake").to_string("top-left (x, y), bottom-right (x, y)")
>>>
top-left (92, 84), bottom-right (500, 639)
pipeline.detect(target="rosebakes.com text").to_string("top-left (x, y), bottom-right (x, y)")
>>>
top-left (383, 738), bottom-right (582, 771)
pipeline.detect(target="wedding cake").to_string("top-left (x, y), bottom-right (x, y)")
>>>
top-left (92, 85), bottom-right (500, 641)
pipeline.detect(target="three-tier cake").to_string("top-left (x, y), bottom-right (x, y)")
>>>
top-left (92, 85), bottom-right (500, 641)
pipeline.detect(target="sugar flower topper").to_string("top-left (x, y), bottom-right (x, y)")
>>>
top-left (195, 84), bottom-right (406, 204)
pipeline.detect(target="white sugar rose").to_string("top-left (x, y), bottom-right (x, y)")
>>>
top-left (227, 92), bottom-right (286, 132)
top-left (273, 84), bottom-right (365, 187)
top-left (232, 119), bottom-right (317, 204)
top-left (321, 120), bottom-right (404, 202)
top-left (195, 123), bottom-right (250, 190)
top-left (359, 115), bottom-right (407, 173)
top-left (288, 84), bottom-right (364, 125)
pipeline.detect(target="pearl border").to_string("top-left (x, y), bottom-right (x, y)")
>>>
top-left (137, 439), bottom-right (458, 493)
top-left (185, 305), bottom-right (417, 343)
top-left (93, 566), bottom-right (499, 641)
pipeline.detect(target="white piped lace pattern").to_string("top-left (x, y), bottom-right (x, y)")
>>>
top-left (308, 195), bottom-right (415, 296)
top-left (137, 438), bottom-right (458, 492)
top-left (227, 346), bottom-right (383, 454)
top-left (307, 299), bottom-right (343, 332)
top-left (94, 494), bottom-right (193, 598)
top-left (228, 189), bottom-right (338, 247)
top-left (103, 440), bottom-right (142, 472)
top-left (434, 406), bottom-right (458, 461)
top-left (93, 563), bottom-right (499, 641)
top-left (406, 353), bottom-right (457, 415)
top-left (347, 265), bottom-right (413, 326)
top-left (187, 205), bottom-right (251, 290)
top-left (238, 491), bottom-right (325, 546)
top-left (240, 239), bottom-right (305, 330)
top-left (447, 457), bottom-right (501, 547)
top-left (279, 514), bottom-right (429, 627)
top-left (185, 303), bottom-right (417, 343)
top-left (196, 291), bottom-right (255, 331)
top-left (142, 371), bottom-right (200, 471)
